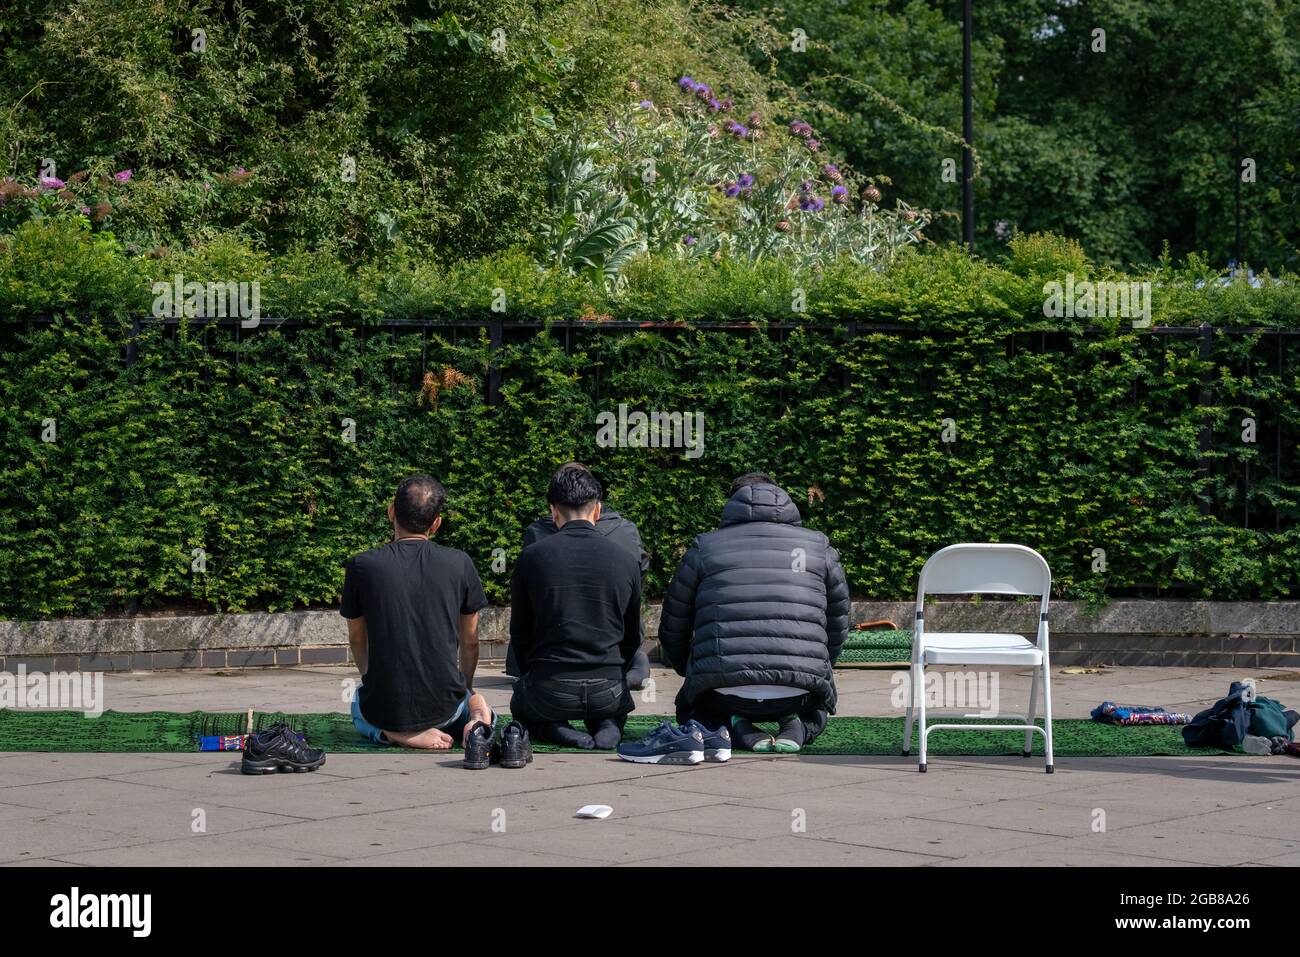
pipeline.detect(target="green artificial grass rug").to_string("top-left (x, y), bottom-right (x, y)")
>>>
top-left (839, 629), bottom-right (912, 664)
top-left (0, 709), bottom-right (1226, 757)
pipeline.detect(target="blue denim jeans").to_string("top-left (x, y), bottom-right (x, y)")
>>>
top-left (350, 686), bottom-right (474, 745)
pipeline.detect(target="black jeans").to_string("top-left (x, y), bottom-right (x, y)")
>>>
top-left (687, 689), bottom-right (829, 745)
top-left (511, 671), bottom-right (635, 734)
top-left (508, 645), bottom-right (652, 690)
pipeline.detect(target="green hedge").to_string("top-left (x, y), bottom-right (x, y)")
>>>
top-left (2, 224), bottom-right (1298, 617)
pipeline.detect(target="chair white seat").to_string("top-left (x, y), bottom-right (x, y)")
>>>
top-left (921, 633), bottom-right (1043, 666)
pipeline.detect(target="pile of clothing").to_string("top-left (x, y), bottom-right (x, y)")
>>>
top-left (1091, 702), bottom-right (1191, 726)
top-left (1182, 680), bottom-right (1300, 755)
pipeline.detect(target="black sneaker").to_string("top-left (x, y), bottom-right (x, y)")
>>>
top-left (493, 720), bottom-right (533, 769)
top-left (241, 725), bottom-right (326, 774)
top-left (463, 721), bottom-right (495, 770)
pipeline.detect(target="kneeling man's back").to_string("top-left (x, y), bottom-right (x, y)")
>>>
top-left (658, 474), bottom-right (849, 750)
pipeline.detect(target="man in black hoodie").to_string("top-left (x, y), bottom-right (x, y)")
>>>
top-left (509, 464), bottom-right (642, 749)
top-left (658, 473), bottom-right (850, 752)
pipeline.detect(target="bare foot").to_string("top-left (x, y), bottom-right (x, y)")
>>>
top-left (385, 727), bottom-right (454, 750)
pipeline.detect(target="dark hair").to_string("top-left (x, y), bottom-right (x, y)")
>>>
top-left (393, 474), bottom-right (446, 533)
top-left (547, 462), bottom-right (603, 513)
top-left (728, 472), bottom-right (775, 497)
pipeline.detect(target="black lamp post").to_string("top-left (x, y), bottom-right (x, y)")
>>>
top-left (962, 0), bottom-right (974, 250)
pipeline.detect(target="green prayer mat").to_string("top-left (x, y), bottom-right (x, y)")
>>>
top-left (0, 709), bottom-right (1224, 756)
top-left (838, 628), bottom-right (913, 664)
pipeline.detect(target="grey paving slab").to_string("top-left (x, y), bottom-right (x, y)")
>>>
top-left (467, 819), bottom-right (741, 864)
top-left (930, 845), bottom-right (1202, 867)
top-left (626, 834), bottom-right (941, 867)
top-left (12, 801), bottom-right (309, 845)
top-left (1167, 798), bottom-right (1300, 842)
top-left (51, 833), bottom-right (344, 867)
top-left (805, 815), bottom-right (1061, 860)
top-left (318, 841), bottom-right (594, 867)
top-left (248, 816), bottom-right (487, 861)
top-left (1050, 824), bottom-right (1297, 866)
top-left (737, 782), bottom-right (975, 828)
top-left (0, 818), bottom-right (149, 864)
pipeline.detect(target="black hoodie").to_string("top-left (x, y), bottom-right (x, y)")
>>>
top-left (657, 483), bottom-right (850, 716)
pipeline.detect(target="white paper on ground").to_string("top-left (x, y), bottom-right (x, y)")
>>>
top-left (574, 804), bottom-right (613, 819)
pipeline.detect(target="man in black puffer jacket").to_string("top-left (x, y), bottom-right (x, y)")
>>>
top-left (658, 474), bottom-right (850, 752)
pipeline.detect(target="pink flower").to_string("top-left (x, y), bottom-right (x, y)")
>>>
top-left (113, 169), bottom-right (133, 182)
top-left (37, 176), bottom-right (65, 191)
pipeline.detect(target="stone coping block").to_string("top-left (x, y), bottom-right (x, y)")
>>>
top-left (1, 600), bottom-right (1298, 658)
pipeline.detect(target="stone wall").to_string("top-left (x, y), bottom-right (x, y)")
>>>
top-left (2, 600), bottom-right (1298, 672)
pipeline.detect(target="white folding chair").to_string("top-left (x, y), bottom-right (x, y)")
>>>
top-left (902, 543), bottom-right (1054, 773)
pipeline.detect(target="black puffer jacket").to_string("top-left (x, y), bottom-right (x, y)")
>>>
top-left (658, 483), bottom-right (850, 716)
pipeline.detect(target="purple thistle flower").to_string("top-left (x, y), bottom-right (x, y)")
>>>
top-left (720, 98), bottom-right (733, 111)
top-left (822, 163), bottom-right (842, 182)
top-left (800, 180), bottom-right (813, 193)
top-left (678, 75), bottom-right (698, 92)
top-left (831, 184), bottom-right (848, 203)
top-left (798, 195), bottom-right (825, 212)
top-left (114, 169), bottom-right (133, 182)
top-left (788, 120), bottom-right (814, 138)
top-left (639, 100), bottom-right (654, 110)
top-left (748, 111), bottom-right (763, 127)
top-left (724, 182), bottom-right (742, 198)
top-left (806, 138), bottom-right (820, 151)
top-left (737, 173), bottom-right (755, 188)
top-left (683, 235), bottom-right (697, 247)
top-left (707, 97), bottom-right (721, 112)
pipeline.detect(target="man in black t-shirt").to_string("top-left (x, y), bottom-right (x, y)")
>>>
top-left (509, 464), bottom-right (641, 750)
top-left (340, 474), bottom-right (492, 749)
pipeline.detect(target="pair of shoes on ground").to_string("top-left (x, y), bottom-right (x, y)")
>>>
top-left (1242, 734), bottom-right (1298, 756)
top-left (616, 720), bottom-right (731, 765)
top-left (537, 719), bottom-right (623, 751)
top-left (241, 724), bottom-right (327, 774)
top-left (731, 716), bottom-right (806, 754)
top-left (463, 719), bottom-right (533, 770)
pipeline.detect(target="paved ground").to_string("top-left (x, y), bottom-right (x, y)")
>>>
top-left (2, 664), bottom-right (1299, 866)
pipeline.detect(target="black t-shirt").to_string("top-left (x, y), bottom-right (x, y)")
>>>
top-left (340, 538), bottom-right (488, 732)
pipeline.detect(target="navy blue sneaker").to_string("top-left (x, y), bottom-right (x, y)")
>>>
top-left (682, 720), bottom-right (732, 762)
top-left (616, 721), bottom-right (704, 765)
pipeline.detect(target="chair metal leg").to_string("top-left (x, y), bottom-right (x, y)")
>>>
top-left (1041, 661), bottom-right (1055, 773)
top-left (916, 662), bottom-right (928, 772)
top-left (1024, 664), bottom-right (1039, 757)
top-left (902, 665), bottom-right (916, 756)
